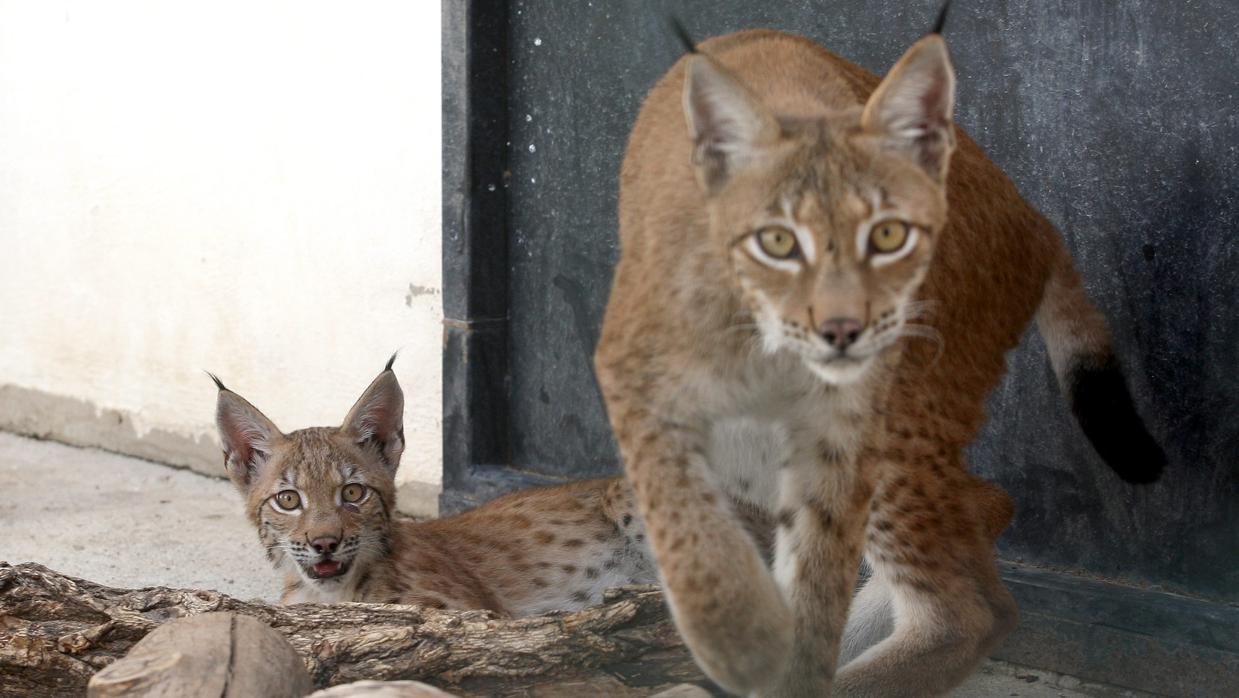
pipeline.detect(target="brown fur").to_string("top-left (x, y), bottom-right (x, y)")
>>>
top-left (595, 29), bottom-right (1126, 697)
top-left (215, 365), bottom-right (655, 616)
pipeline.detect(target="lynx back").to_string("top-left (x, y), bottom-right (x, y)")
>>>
top-left (595, 21), bottom-right (1162, 698)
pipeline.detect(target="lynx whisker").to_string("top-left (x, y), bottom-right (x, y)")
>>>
top-left (903, 299), bottom-right (940, 321)
top-left (895, 322), bottom-right (945, 366)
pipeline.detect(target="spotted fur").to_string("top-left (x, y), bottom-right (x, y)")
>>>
top-left (215, 363), bottom-right (655, 616)
top-left (595, 26), bottom-right (1161, 698)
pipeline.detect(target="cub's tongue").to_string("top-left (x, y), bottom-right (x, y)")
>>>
top-left (313, 560), bottom-right (342, 577)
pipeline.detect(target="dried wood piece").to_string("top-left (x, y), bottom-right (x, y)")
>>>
top-left (307, 680), bottom-right (460, 697)
top-left (648, 686), bottom-right (713, 698)
top-left (87, 612), bottom-right (312, 697)
top-left (0, 562), bottom-right (706, 697)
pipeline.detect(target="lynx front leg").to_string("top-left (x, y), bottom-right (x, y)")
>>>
top-left (765, 447), bottom-right (873, 698)
top-left (614, 411), bottom-right (793, 695)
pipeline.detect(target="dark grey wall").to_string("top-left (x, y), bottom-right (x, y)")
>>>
top-left (444, 0), bottom-right (1239, 605)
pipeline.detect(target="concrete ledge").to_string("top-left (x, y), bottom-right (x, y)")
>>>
top-left (0, 383), bottom-right (440, 518)
top-left (998, 561), bottom-right (1239, 696)
top-left (0, 383), bottom-right (220, 475)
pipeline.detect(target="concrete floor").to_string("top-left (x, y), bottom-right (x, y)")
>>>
top-left (0, 432), bottom-right (1149, 697)
top-left (0, 431), bottom-right (275, 601)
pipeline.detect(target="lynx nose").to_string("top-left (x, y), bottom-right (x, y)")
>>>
top-left (310, 536), bottom-right (340, 555)
top-left (819, 317), bottom-right (863, 350)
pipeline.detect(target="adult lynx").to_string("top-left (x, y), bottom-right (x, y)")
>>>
top-left (594, 21), bottom-right (1163, 698)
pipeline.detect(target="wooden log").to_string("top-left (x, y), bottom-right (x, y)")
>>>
top-left (648, 687), bottom-right (713, 698)
top-left (307, 680), bottom-right (460, 697)
top-left (86, 612), bottom-right (313, 697)
top-left (304, 680), bottom-right (711, 698)
top-left (0, 562), bottom-right (711, 697)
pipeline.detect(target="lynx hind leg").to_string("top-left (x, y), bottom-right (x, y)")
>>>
top-left (601, 478), bottom-right (658, 584)
top-left (602, 477), bottom-right (645, 541)
top-left (834, 473), bottom-right (1018, 697)
top-left (839, 480), bottom-right (1013, 668)
top-left (838, 563), bottom-right (895, 667)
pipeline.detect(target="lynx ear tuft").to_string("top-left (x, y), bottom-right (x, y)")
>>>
top-left (667, 14), bottom-right (698, 55)
top-left (343, 369), bottom-right (405, 472)
top-left (861, 35), bottom-right (956, 181)
top-left (682, 54), bottom-right (778, 192)
top-left (931, 0), bottom-right (952, 36)
top-left (215, 388), bottom-right (282, 492)
top-left (206, 371), bottom-right (227, 392)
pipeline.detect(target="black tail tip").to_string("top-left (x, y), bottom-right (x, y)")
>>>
top-left (384, 351), bottom-right (399, 372)
top-left (205, 371), bottom-right (227, 392)
top-left (931, 0), bottom-right (952, 36)
top-left (667, 14), bottom-right (698, 55)
top-left (1069, 357), bottom-right (1166, 484)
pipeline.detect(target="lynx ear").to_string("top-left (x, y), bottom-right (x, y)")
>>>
top-left (683, 54), bottom-right (779, 192)
top-left (342, 364), bottom-right (405, 472)
top-left (862, 35), bottom-right (956, 181)
top-left (215, 384), bottom-right (283, 492)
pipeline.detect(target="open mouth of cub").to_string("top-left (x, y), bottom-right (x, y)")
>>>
top-left (306, 558), bottom-right (350, 580)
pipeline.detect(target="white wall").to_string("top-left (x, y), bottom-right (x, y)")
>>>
top-left (0, 1), bottom-right (443, 512)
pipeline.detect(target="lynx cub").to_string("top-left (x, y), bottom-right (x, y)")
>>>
top-left (595, 22), bottom-right (1163, 698)
top-left (213, 357), bottom-right (655, 615)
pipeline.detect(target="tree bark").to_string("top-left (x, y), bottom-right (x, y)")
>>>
top-left (0, 562), bottom-right (710, 697)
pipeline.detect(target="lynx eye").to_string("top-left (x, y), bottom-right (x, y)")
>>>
top-left (341, 483), bottom-right (366, 503)
top-left (756, 226), bottom-right (800, 259)
top-left (869, 220), bottom-right (910, 254)
top-left (273, 490), bottom-right (301, 511)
